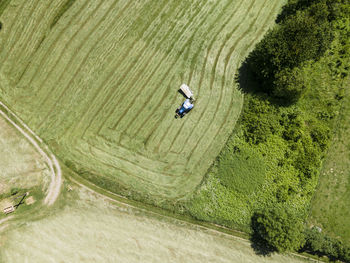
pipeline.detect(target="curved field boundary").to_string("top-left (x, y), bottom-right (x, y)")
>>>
top-left (0, 102), bottom-right (62, 206)
top-left (0, 0), bottom-right (286, 200)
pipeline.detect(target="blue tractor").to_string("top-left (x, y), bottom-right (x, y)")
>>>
top-left (175, 98), bottom-right (194, 118)
top-left (175, 84), bottom-right (195, 118)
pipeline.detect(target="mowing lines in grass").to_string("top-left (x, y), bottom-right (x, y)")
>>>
top-left (0, 0), bottom-right (285, 200)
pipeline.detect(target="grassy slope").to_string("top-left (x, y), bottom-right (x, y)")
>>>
top-left (0, 0), bottom-right (284, 203)
top-left (308, 79), bottom-right (350, 243)
top-left (0, 186), bottom-right (305, 263)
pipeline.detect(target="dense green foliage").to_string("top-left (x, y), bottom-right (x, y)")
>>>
top-left (248, 0), bottom-right (336, 103)
top-left (252, 205), bottom-right (305, 252)
top-left (187, 0), bottom-right (350, 238)
top-left (302, 227), bottom-right (350, 262)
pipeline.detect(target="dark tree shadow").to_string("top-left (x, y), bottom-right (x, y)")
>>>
top-left (250, 231), bottom-right (275, 257)
top-left (249, 212), bottom-right (276, 257)
top-left (235, 60), bottom-right (261, 95)
top-left (236, 58), bottom-right (295, 107)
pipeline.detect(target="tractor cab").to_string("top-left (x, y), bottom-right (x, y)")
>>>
top-left (175, 98), bottom-right (194, 118)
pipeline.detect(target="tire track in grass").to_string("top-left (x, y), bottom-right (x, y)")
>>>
top-left (0, 0), bottom-right (30, 63)
top-left (0, 102), bottom-right (62, 206)
top-left (163, 0), bottom-right (255, 155)
top-left (53, 0), bottom-right (147, 139)
top-left (13, 0), bottom-right (70, 85)
top-left (24, 1), bottom-right (101, 123)
top-left (2, 0), bottom-right (51, 73)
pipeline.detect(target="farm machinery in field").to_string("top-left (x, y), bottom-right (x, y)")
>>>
top-left (175, 84), bottom-right (195, 118)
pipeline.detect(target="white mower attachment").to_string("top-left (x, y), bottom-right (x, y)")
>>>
top-left (180, 84), bottom-right (195, 101)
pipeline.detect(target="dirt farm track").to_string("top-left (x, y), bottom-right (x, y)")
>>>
top-left (0, 0), bottom-right (285, 200)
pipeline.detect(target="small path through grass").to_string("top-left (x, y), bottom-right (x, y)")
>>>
top-left (0, 101), bottom-right (62, 206)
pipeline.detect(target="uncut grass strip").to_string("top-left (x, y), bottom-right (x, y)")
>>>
top-left (186, 0), bottom-right (283, 169)
top-left (7, 0), bottom-right (63, 81)
top-left (0, 0), bottom-right (39, 72)
top-left (180, 0), bottom-right (261, 162)
top-left (32, 0), bottom-right (114, 128)
top-left (67, 0), bottom-right (172, 138)
top-left (97, 0), bottom-right (199, 135)
top-left (18, 0), bottom-right (89, 91)
top-left (160, 0), bottom-right (256, 155)
top-left (149, 0), bottom-right (245, 152)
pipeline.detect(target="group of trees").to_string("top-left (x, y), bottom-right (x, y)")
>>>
top-left (244, 0), bottom-right (350, 260)
top-left (247, 0), bottom-right (335, 103)
top-left (252, 206), bottom-right (350, 262)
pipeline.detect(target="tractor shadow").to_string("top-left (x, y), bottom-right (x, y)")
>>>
top-left (177, 88), bottom-right (188, 99)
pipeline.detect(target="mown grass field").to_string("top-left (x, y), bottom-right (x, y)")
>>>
top-left (0, 186), bottom-right (306, 263)
top-left (0, 0), bottom-right (284, 201)
top-left (309, 79), bottom-right (350, 243)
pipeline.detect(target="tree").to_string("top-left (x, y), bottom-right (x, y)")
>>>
top-left (273, 67), bottom-right (306, 103)
top-left (251, 204), bottom-right (305, 252)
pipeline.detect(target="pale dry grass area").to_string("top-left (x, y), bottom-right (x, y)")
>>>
top-left (0, 117), bottom-right (49, 194)
top-left (1, 187), bottom-right (305, 263)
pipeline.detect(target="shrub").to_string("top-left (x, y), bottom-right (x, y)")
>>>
top-left (241, 96), bottom-right (281, 144)
top-left (302, 227), bottom-right (350, 262)
top-left (251, 204), bottom-right (305, 252)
